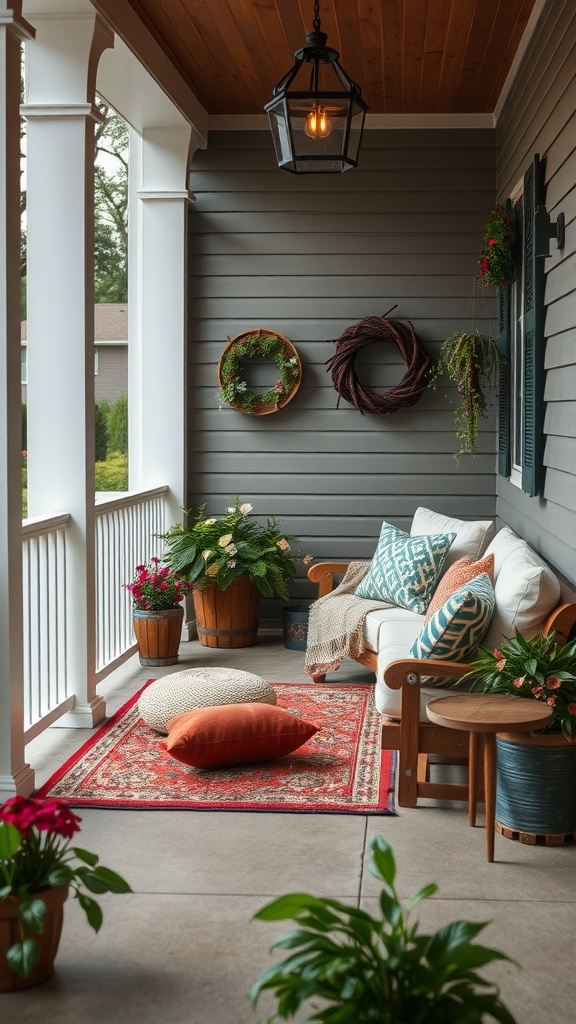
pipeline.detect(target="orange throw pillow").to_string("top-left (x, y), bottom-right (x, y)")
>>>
top-left (165, 702), bottom-right (319, 769)
top-left (425, 554), bottom-right (495, 621)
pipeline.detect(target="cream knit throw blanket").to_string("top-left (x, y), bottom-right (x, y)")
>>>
top-left (304, 560), bottom-right (394, 677)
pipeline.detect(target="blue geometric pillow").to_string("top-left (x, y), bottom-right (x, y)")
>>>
top-left (354, 522), bottom-right (456, 614)
top-left (409, 573), bottom-right (495, 672)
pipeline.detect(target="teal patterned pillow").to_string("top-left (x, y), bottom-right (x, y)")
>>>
top-left (354, 522), bottom-right (456, 614)
top-left (410, 573), bottom-right (495, 672)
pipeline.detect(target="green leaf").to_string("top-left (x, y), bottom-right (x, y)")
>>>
top-left (0, 820), bottom-right (22, 859)
top-left (6, 937), bottom-right (40, 978)
top-left (19, 897), bottom-right (47, 935)
top-left (76, 865), bottom-right (132, 894)
top-left (47, 866), bottom-right (73, 887)
top-left (72, 846), bottom-right (99, 867)
top-left (253, 893), bottom-right (332, 922)
top-left (77, 891), bottom-right (104, 932)
top-left (369, 835), bottom-right (396, 885)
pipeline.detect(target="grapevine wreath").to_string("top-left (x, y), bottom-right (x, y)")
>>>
top-left (217, 329), bottom-right (302, 415)
top-left (325, 307), bottom-right (431, 414)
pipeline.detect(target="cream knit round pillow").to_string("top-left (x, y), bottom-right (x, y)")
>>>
top-left (138, 667), bottom-right (277, 734)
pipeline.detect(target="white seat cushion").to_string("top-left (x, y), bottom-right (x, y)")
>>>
top-left (364, 606), bottom-right (425, 653)
top-left (411, 507), bottom-right (495, 575)
top-left (482, 528), bottom-right (561, 651)
top-left (138, 667), bottom-right (277, 734)
top-left (374, 620), bottom-right (422, 715)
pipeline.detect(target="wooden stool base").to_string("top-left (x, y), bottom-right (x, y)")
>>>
top-left (496, 821), bottom-right (576, 847)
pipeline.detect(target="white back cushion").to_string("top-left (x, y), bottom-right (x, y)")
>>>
top-left (482, 527), bottom-right (560, 650)
top-left (411, 507), bottom-right (495, 574)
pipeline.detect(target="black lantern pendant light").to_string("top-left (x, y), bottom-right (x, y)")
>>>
top-left (265, 0), bottom-right (368, 174)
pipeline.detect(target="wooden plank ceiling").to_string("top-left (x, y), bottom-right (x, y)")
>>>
top-left (126, 0), bottom-right (538, 116)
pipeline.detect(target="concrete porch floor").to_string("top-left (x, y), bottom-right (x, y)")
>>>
top-left (5, 636), bottom-right (576, 1023)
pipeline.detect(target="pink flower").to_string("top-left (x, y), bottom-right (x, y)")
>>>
top-left (277, 538), bottom-right (290, 551)
top-left (493, 648), bottom-right (502, 659)
top-left (0, 796), bottom-right (38, 835)
top-left (0, 796), bottom-right (82, 839)
top-left (546, 696), bottom-right (557, 707)
top-left (496, 659), bottom-right (506, 671)
top-left (512, 677), bottom-right (525, 689)
top-left (546, 676), bottom-right (562, 690)
top-left (567, 703), bottom-right (576, 716)
top-left (532, 685), bottom-right (544, 696)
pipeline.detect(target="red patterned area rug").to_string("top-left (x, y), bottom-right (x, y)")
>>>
top-left (36, 682), bottom-right (396, 814)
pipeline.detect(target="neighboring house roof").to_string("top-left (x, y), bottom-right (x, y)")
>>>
top-left (21, 303), bottom-right (128, 343)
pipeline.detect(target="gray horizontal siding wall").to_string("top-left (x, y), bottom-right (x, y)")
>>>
top-left (187, 128), bottom-right (498, 618)
top-left (496, 0), bottom-right (576, 583)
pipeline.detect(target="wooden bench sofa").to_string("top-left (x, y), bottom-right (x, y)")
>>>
top-left (307, 509), bottom-right (576, 808)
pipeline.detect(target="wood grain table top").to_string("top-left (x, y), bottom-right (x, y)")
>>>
top-left (426, 692), bottom-right (554, 733)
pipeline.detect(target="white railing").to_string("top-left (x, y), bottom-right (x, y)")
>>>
top-left (95, 487), bottom-right (168, 677)
top-left (22, 513), bottom-right (72, 740)
top-left (21, 487), bottom-right (169, 741)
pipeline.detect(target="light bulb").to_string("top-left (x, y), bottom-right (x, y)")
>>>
top-left (304, 105), bottom-right (332, 139)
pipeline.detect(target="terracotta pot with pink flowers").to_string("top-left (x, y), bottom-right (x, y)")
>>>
top-left (123, 557), bottom-right (194, 665)
top-left (0, 796), bottom-right (131, 991)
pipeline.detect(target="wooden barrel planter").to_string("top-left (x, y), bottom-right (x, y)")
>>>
top-left (193, 575), bottom-right (261, 648)
top-left (0, 885), bottom-right (69, 992)
top-left (133, 607), bottom-right (184, 666)
top-left (496, 732), bottom-right (576, 846)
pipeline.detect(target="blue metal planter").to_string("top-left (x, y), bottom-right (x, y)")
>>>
top-left (496, 732), bottom-right (576, 839)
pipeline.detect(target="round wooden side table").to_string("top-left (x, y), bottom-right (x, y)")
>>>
top-left (426, 693), bottom-right (553, 862)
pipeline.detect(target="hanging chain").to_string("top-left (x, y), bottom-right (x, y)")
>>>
top-left (312, 0), bottom-right (321, 32)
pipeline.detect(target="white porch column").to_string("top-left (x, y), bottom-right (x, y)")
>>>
top-left (128, 126), bottom-right (196, 527)
top-left (0, 1), bottom-right (35, 798)
top-left (22, 9), bottom-right (112, 726)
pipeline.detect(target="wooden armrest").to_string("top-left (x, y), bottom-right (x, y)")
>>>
top-left (384, 658), bottom-right (473, 690)
top-left (543, 601), bottom-right (576, 643)
top-left (307, 561), bottom-right (351, 597)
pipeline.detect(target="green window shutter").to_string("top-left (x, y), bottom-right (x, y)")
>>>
top-left (521, 154), bottom-right (546, 497)
top-left (498, 285), bottom-right (511, 477)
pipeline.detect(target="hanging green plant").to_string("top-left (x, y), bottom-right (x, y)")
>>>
top-left (217, 329), bottom-right (302, 415)
top-left (429, 330), bottom-right (506, 461)
top-left (478, 204), bottom-right (517, 288)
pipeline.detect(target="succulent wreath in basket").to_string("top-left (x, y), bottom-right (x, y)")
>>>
top-left (217, 329), bottom-right (301, 415)
top-left (478, 204), bottom-right (517, 288)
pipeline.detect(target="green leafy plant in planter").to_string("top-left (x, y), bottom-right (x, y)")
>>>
top-left (251, 836), bottom-right (516, 1024)
top-left (161, 497), bottom-right (312, 600)
top-left (478, 205), bottom-right (516, 289)
top-left (429, 330), bottom-right (506, 461)
top-left (457, 631), bottom-right (576, 741)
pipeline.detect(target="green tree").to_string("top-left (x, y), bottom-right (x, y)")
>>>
top-left (95, 400), bottom-right (110, 461)
top-left (94, 102), bottom-right (128, 303)
top-left (95, 451), bottom-right (128, 491)
top-left (107, 393), bottom-right (128, 454)
top-left (21, 402), bottom-right (27, 452)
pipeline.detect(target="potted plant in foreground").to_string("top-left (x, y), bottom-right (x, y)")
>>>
top-left (251, 835), bottom-right (516, 1023)
top-left (123, 557), bottom-right (193, 666)
top-left (161, 498), bottom-right (312, 649)
top-left (0, 796), bottom-right (131, 991)
top-left (458, 631), bottom-right (576, 842)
